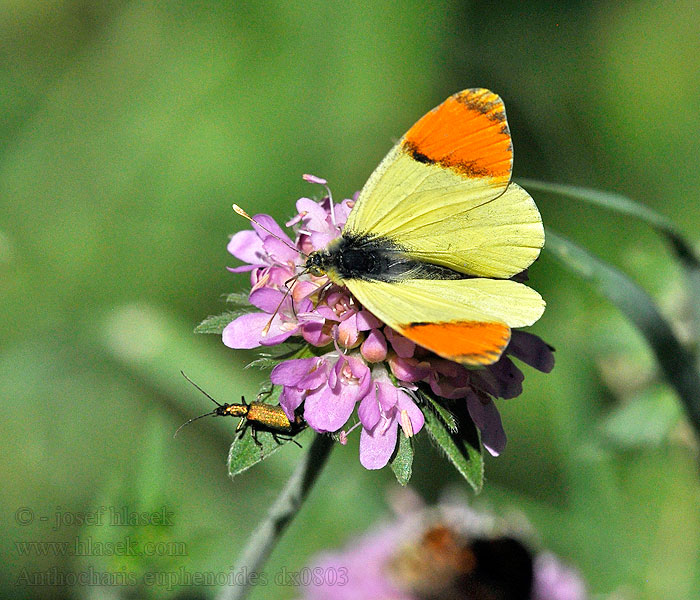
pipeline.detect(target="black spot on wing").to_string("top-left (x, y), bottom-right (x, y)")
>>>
top-left (403, 140), bottom-right (435, 165)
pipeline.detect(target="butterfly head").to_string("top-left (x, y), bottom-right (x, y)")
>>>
top-left (304, 238), bottom-right (348, 284)
top-left (304, 249), bottom-right (331, 277)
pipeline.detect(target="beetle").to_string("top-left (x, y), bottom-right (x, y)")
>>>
top-left (175, 372), bottom-right (305, 447)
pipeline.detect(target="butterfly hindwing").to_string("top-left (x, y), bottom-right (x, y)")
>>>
top-left (345, 278), bottom-right (545, 366)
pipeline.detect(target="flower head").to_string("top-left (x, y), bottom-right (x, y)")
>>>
top-left (221, 176), bottom-right (554, 470)
top-left (299, 496), bottom-right (588, 600)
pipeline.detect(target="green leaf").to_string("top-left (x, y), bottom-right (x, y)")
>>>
top-left (224, 291), bottom-right (253, 307)
top-left (520, 179), bottom-right (700, 332)
top-left (601, 385), bottom-right (683, 449)
top-left (245, 342), bottom-right (307, 370)
top-left (390, 432), bottom-right (413, 486)
top-left (420, 388), bottom-right (483, 492)
top-left (545, 230), bottom-right (700, 432)
top-left (194, 310), bottom-right (251, 334)
top-left (228, 427), bottom-right (307, 478)
top-left (418, 389), bottom-right (458, 432)
top-left (227, 387), bottom-right (307, 478)
top-left (519, 179), bottom-right (685, 238)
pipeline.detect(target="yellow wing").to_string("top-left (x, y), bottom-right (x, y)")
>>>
top-left (346, 277), bottom-right (545, 366)
top-left (343, 89), bottom-right (543, 279)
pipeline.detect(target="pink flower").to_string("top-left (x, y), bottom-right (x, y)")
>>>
top-left (357, 369), bottom-right (424, 469)
top-left (219, 177), bottom-right (554, 470)
top-left (222, 288), bottom-right (310, 349)
top-left (299, 497), bottom-right (589, 600)
top-left (271, 354), bottom-right (372, 433)
top-left (227, 213), bottom-right (299, 277)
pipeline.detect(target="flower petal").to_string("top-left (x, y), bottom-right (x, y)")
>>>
top-left (304, 382), bottom-right (356, 433)
top-left (376, 381), bottom-right (399, 413)
top-left (397, 392), bottom-right (424, 435)
top-left (310, 231), bottom-right (337, 250)
top-left (302, 173), bottom-right (327, 185)
top-left (259, 315), bottom-right (300, 346)
top-left (297, 358), bottom-right (331, 390)
top-left (249, 287), bottom-right (284, 312)
top-left (226, 264), bottom-right (258, 273)
top-left (508, 331), bottom-right (555, 373)
top-left (484, 356), bottom-right (524, 399)
top-left (298, 197), bottom-right (330, 228)
top-left (361, 329), bottom-right (388, 363)
top-left (263, 236), bottom-right (299, 264)
top-left (358, 387), bottom-right (381, 430)
top-left (222, 313), bottom-right (272, 349)
top-left (227, 230), bottom-right (265, 265)
top-left (279, 386), bottom-right (306, 420)
top-left (270, 358), bottom-right (320, 386)
top-left (356, 310), bottom-right (383, 331)
top-left (251, 214), bottom-right (292, 245)
top-left (301, 320), bottom-right (333, 347)
top-left (338, 315), bottom-right (360, 347)
top-left (360, 420), bottom-right (398, 470)
top-left (389, 356), bottom-right (431, 382)
top-left (385, 327), bottom-right (415, 358)
top-left (466, 392), bottom-right (507, 456)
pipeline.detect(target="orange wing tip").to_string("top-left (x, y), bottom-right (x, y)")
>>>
top-left (399, 321), bottom-right (511, 366)
top-left (402, 89), bottom-right (513, 182)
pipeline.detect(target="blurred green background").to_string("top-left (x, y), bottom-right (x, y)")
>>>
top-left (2, 1), bottom-right (699, 598)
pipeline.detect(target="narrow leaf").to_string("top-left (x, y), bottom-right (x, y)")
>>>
top-left (245, 342), bottom-right (307, 370)
top-left (417, 389), bottom-right (458, 432)
top-left (390, 432), bottom-right (413, 486)
top-left (520, 179), bottom-right (700, 331)
top-left (545, 230), bottom-right (700, 433)
top-left (228, 427), bottom-right (306, 478)
top-left (224, 291), bottom-right (253, 307)
top-left (421, 389), bottom-right (483, 492)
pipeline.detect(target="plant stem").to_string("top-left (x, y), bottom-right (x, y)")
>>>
top-left (216, 433), bottom-right (335, 600)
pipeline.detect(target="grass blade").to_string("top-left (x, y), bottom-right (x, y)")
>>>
top-left (520, 179), bottom-right (700, 332)
top-left (544, 229), bottom-right (700, 434)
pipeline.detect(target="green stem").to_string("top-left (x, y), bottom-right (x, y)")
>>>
top-left (216, 433), bottom-right (335, 600)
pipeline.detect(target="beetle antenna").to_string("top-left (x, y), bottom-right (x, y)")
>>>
top-left (180, 371), bottom-right (222, 407)
top-left (232, 204), bottom-right (309, 259)
top-left (173, 411), bottom-right (218, 438)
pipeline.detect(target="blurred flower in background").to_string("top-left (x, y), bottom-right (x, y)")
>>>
top-left (300, 492), bottom-right (588, 600)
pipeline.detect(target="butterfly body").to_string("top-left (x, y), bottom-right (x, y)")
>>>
top-left (306, 234), bottom-right (468, 284)
top-left (307, 88), bottom-right (545, 366)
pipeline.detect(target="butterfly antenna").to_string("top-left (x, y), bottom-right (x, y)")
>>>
top-left (261, 280), bottom-right (296, 337)
top-left (260, 265), bottom-right (317, 334)
top-left (232, 204), bottom-right (309, 259)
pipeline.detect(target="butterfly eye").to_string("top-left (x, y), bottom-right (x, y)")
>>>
top-left (305, 252), bottom-right (327, 276)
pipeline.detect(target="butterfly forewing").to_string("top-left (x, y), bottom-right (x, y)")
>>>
top-left (343, 89), bottom-right (543, 280)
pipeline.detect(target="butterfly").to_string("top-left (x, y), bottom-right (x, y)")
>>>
top-left (303, 88), bottom-right (545, 366)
